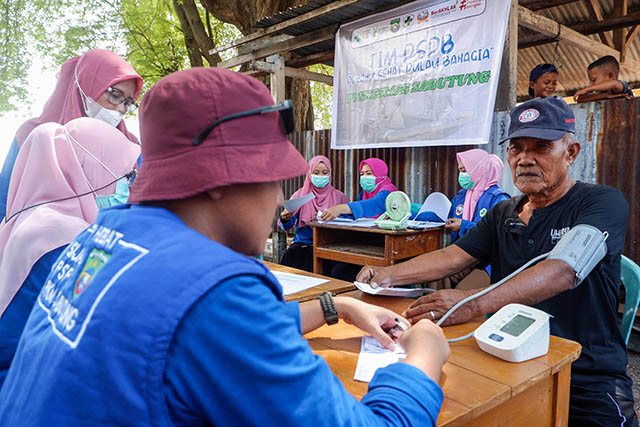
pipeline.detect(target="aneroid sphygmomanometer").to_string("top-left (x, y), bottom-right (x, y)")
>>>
top-left (440, 224), bottom-right (608, 362)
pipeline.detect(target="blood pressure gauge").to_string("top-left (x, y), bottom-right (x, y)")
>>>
top-left (473, 303), bottom-right (551, 363)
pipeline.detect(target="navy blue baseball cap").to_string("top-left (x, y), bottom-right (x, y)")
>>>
top-left (500, 96), bottom-right (575, 144)
top-left (528, 63), bottom-right (558, 97)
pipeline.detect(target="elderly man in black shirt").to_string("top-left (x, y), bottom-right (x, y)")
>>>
top-left (357, 96), bottom-right (637, 426)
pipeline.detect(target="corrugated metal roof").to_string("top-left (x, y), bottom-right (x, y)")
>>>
top-left (254, 0), bottom-right (640, 97)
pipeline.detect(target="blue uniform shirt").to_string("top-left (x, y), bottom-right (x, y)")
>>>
top-left (348, 190), bottom-right (390, 219)
top-left (0, 205), bottom-right (444, 426)
top-left (279, 211), bottom-right (313, 244)
top-left (0, 246), bottom-right (65, 387)
top-left (0, 138), bottom-right (19, 219)
top-left (448, 185), bottom-right (510, 241)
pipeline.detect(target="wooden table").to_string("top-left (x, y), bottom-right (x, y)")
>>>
top-left (305, 291), bottom-right (582, 426)
top-left (263, 261), bottom-right (355, 303)
top-left (310, 222), bottom-right (443, 274)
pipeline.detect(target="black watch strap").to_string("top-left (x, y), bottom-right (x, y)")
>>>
top-left (318, 292), bottom-right (339, 325)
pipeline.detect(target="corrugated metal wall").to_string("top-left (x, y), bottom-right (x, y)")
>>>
top-left (599, 98), bottom-right (640, 262)
top-left (282, 98), bottom-right (638, 262)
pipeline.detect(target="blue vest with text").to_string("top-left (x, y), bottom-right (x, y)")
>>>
top-left (449, 185), bottom-right (509, 241)
top-left (0, 204), bottom-right (281, 426)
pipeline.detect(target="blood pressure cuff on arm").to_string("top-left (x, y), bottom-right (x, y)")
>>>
top-left (547, 224), bottom-right (608, 287)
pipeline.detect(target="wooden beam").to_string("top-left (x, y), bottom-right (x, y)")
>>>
top-left (248, 60), bottom-right (334, 85)
top-left (209, 0), bottom-right (360, 55)
top-left (573, 9), bottom-right (640, 34)
top-left (217, 25), bottom-right (337, 69)
top-left (518, 5), bottom-right (640, 72)
top-left (626, 25), bottom-right (640, 50)
top-left (518, 10), bottom-right (640, 48)
top-left (495, 0), bottom-right (518, 111)
top-left (286, 51), bottom-right (335, 68)
top-left (267, 55), bottom-right (285, 103)
top-left (237, 34), bottom-right (294, 55)
top-left (586, 0), bottom-right (616, 48)
top-left (519, 0), bottom-right (579, 11)
top-left (614, 0), bottom-right (629, 61)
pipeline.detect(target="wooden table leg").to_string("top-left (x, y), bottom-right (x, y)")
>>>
top-left (313, 227), bottom-right (323, 275)
top-left (551, 364), bottom-right (571, 426)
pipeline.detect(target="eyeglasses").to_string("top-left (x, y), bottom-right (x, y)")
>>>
top-left (192, 100), bottom-right (295, 146)
top-left (106, 87), bottom-right (138, 113)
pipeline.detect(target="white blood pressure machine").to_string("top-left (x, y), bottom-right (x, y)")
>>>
top-left (436, 224), bottom-right (608, 362)
top-left (473, 303), bottom-right (551, 363)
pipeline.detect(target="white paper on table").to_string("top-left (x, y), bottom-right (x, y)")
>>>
top-left (283, 193), bottom-right (315, 213)
top-left (354, 281), bottom-right (435, 297)
top-left (354, 336), bottom-right (406, 382)
top-left (406, 220), bottom-right (445, 230)
top-left (271, 271), bottom-right (329, 296)
top-left (316, 216), bottom-right (378, 228)
top-left (416, 192), bottom-right (451, 222)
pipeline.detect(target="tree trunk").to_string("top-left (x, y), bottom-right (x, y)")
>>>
top-left (172, 1), bottom-right (204, 67)
top-left (200, 0), bottom-right (314, 131)
top-left (181, 0), bottom-right (221, 66)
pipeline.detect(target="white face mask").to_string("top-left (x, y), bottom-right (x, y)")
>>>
top-left (75, 69), bottom-right (124, 128)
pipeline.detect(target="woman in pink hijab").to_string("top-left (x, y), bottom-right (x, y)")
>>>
top-left (0, 49), bottom-right (143, 219)
top-left (0, 117), bottom-right (140, 386)
top-left (320, 157), bottom-right (397, 221)
top-left (444, 149), bottom-right (509, 289)
top-left (279, 155), bottom-right (349, 272)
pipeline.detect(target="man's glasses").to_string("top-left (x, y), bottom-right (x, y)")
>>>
top-left (192, 100), bottom-right (295, 146)
top-left (106, 87), bottom-right (138, 113)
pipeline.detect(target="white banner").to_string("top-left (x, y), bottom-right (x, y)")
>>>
top-left (331, 0), bottom-right (511, 149)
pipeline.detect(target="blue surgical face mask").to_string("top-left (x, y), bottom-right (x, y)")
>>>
top-left (95, 177), bottom-right (130, 209)
top-left (310, 174), bottom-right (330, 189)
top-left (360, 175), bottom-right (378, 192)
top-left (458, 172), bottom-right (476, 190)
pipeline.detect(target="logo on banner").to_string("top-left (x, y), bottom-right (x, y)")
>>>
top-left (403, 15), bottom-right (414, 27)
top-left (459, 0), bottom-right (483, 10)
top-left (390, 18), bottom-right (400, 32)
top-left (417, 9), bottom-right (429, 23)
top-left (519, 109), bottom-right (540, 123)
top-left (431, 1), bottom-right (459, 18)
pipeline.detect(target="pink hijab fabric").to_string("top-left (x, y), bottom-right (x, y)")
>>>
top-left (0, 117), bottom-right (141, 316)
top-left (15, 49), bottom-right (143, 146)
top-left (359, 158), bottom-right (398, 200)
top-left (291, 155), bottom-right (349, 227)
top-left (456, 149), bottom-right (504, 221)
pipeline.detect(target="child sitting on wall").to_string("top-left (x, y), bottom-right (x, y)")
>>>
top-left (573, 55), bottom-right (634, 102)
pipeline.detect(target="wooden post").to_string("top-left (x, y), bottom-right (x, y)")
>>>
top-left (265, 55), bottom-right (288, 263)
top-left (495, 0), bottom-right (518, 111)
top-left (266, 54), bottom-right (285, 103)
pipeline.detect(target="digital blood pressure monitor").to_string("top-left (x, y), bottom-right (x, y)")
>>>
top-left (473, 303), bottom-right (551, 363)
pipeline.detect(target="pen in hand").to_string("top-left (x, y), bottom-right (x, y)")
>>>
top-left (386, 317), bottom-right (409, 337)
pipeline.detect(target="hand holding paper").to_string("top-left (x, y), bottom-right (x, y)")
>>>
top-left (283, 193), bottom-right (315, 213)
top-left (354, 281), bottom-right (435, 298)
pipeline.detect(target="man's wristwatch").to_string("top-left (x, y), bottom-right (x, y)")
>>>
top-left (318, 292), bottom-right (339, 325)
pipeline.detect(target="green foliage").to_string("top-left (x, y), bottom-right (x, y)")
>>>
top-left (309, 64), bottom-right (333, 130)
top-left (0, 0), bottom-right (240, 113)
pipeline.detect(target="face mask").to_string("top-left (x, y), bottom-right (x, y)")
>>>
top-left (85, 97), bottom-right (124, 128)
top-left (76, 69), bottom-right (124, 127)
top-left (360, 175), bottom-right (378, 193)
top-left (95, 177), bottom-right (130, 209)
top-left (310, 175), bottom-right (330, 189)
top-left (458, 172), bottom-right (476, 190)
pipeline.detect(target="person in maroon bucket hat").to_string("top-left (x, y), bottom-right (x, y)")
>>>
top-left (0, 67), bottom-right (451, 426)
